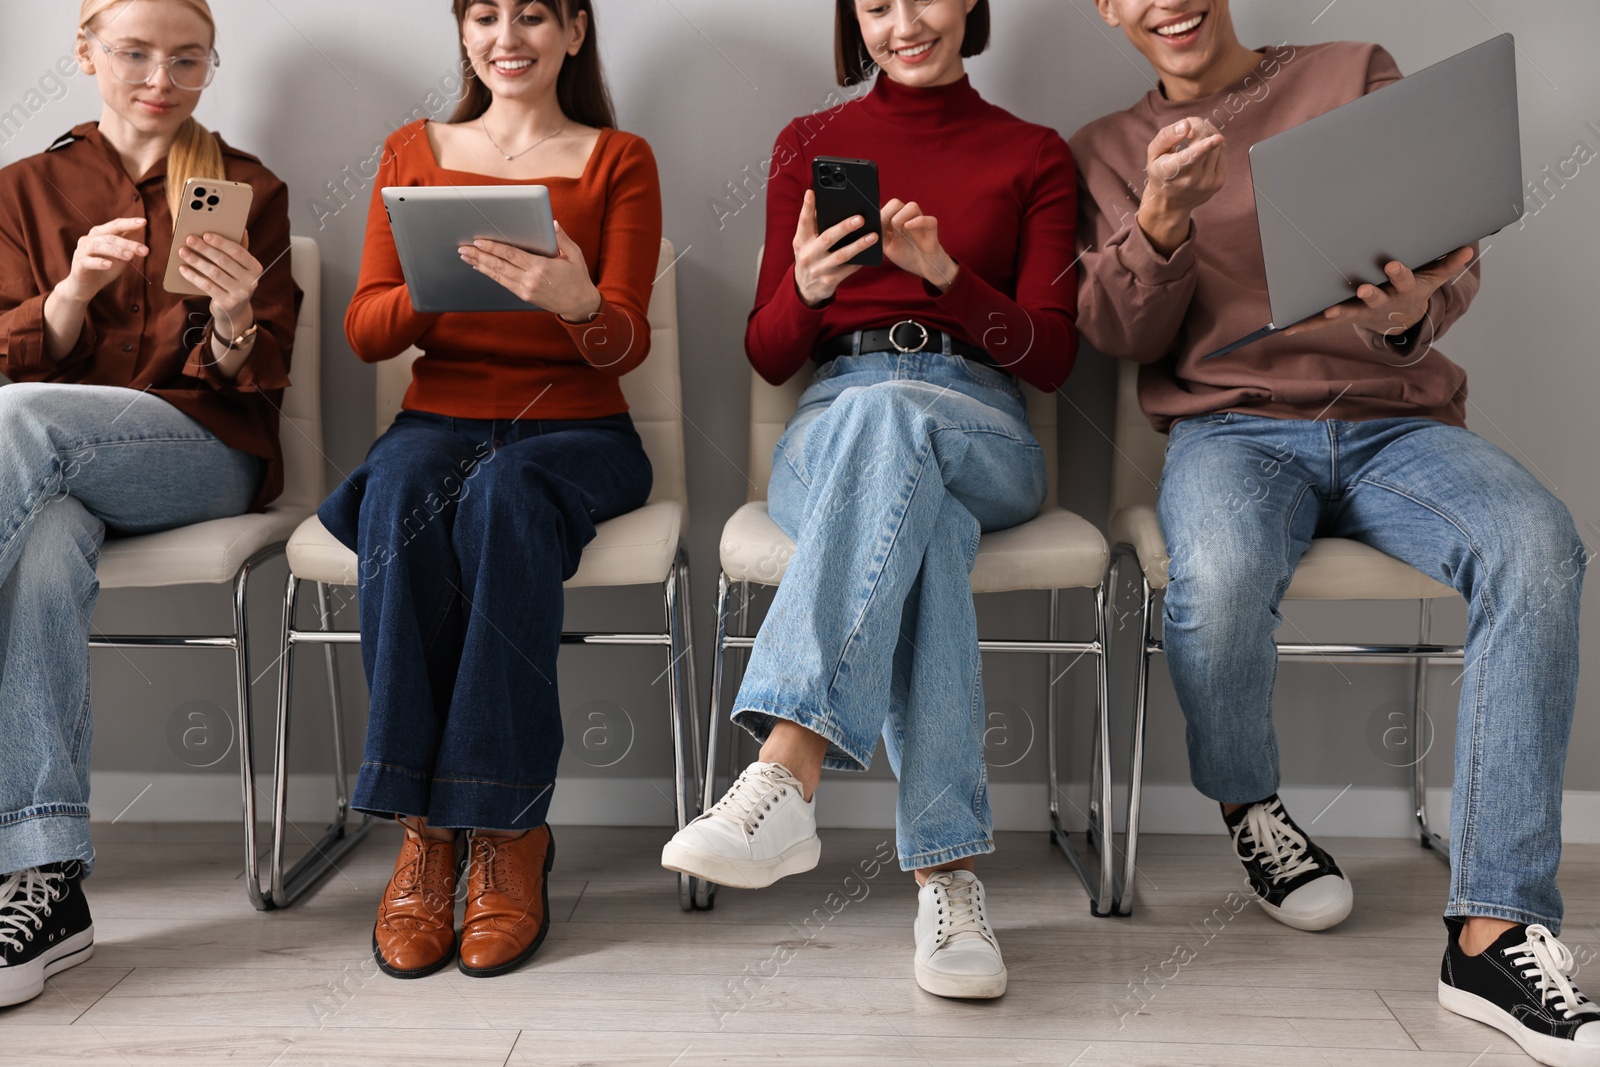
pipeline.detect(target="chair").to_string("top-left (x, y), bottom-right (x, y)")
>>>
top-left (271, 239), bottom-right (706, 910)
top-left (703, 287), bottom-right (1119, 913)
top-left (1105, 360), bottom-right (1464, 915)
top-left (89, 235), bottom-right (325, 911)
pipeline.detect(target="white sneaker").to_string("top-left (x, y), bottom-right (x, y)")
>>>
top-left (914, 870), bottom-right (1007, 999)
top-left (661, 762), bottom-right (820, 889)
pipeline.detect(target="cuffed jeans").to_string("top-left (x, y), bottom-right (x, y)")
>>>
top-left (1159, 413), bottom-right (1584, 930)
top-left (731, 352), bottom-right (1047, 871)
top-left (319, 410), bottom-right (651, 832)
top-left (0, 383), bottom-right (262, 877)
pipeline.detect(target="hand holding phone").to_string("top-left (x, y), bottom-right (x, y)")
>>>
top-left (164, 177), bottom-right (253, 297)
top-left (794, 156), bottom-right (883, 306)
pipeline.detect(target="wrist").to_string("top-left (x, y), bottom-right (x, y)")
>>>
top-left (1137, 199), bottom-right (1191, 258)
top-left (925, 254), bottom-right (958, 293)
top-left (559, 290), bottom-right (603, 324)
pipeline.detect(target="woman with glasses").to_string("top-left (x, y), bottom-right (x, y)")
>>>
top-left (662, 0), bottom-right (1077, 1000)
top-left (0, 0), bottom-right (296, 1007)
top-left (318, 0), bottom-right (659, 980)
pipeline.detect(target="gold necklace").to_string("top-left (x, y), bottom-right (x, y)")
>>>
top-left (481, 115), bottom-right (567, 162)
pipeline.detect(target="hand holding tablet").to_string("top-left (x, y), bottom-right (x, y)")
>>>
top-left (457, 221), bottom-right (602, 323)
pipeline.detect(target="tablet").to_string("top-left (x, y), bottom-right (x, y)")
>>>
top-left (381, 185), bottom-right (559, 313)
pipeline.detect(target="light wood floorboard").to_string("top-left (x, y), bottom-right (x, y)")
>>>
top-left (1, 823), bottom-right (1588, 1064)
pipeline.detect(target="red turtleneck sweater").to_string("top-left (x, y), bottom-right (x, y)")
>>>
top-left (747, 75), bottom-right (1079, 394)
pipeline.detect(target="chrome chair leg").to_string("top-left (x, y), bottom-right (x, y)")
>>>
top-left (235, 550), bottom-right (271, 911)
top-left (1115, 550), bottom-right (1155, 915)
top-left (267, 573), bottom-right (372, 908)
top-left (1413, 599), bottom-right (1449, 862)
top-left (664, 549), bottom-right (699, 912)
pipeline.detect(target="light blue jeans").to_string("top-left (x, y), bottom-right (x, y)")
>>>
top-left (731, 352), bottom-right (1047, 871)
top-left (0, 383), bottom-right (261, 877)
top-left (1159, 413), bottom-right (1585, 930)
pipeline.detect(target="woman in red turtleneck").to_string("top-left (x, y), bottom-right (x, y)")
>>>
top-left (663, 0), bottom-right (1077, 1001)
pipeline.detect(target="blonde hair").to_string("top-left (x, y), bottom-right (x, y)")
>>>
top-left (79, 0), bottom-right (225, 224)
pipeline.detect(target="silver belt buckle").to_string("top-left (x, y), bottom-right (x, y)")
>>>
top-left (888, 319), bottom-right (930, 354)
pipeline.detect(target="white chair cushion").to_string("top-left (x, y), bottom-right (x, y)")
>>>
top-left (719, 502), bottom-right (1109, 595)
top-left (285, 501), bottom-right (683, 591)
top-left (1109, 503), bottom-right (1456, 600)
top-left (97, 508), bottom-right (305, 589)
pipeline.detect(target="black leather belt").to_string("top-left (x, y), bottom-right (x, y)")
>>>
top-left (816, 320), bottom-right (1002, 369)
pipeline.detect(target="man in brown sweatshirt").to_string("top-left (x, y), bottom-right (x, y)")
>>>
top-left (1072, 4), bottom-right (1596, 1062)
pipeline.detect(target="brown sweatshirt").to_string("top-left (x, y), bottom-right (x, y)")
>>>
top-left (1070, 41), bottom-right (1479, 432)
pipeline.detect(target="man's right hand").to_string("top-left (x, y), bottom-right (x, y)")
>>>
top-left (1138, 118), bottom-right (1226, 257)
top-left (55, 218), bottom-right (149, 305)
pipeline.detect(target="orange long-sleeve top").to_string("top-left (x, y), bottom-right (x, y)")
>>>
top-left (345, 120), bottom-right (662, 420)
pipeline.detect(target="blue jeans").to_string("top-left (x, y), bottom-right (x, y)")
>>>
top-left (0, 383), bottom-right (262, 877)
top-left (318, 410), bottom-right (652, 832)
top-left (732, 353), bottom-right (1047, 871)
top-left (1158, 413), bottom-right (1584, 930)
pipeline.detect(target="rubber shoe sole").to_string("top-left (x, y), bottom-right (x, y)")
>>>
top-left (661, 834), bottom-right (821, 890)
top-left (1439, 981), bottom-right (1600, 1067)
top-left (1258, 878), bottom-right (1354, 932)
top-left (914, 957), bottom-right (1008, 1000)
top-left (371, 928), bottom-right (457, 980)
top-left (0, 927), bottom-right (95, 1007)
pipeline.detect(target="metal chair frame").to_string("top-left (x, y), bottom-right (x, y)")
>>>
top-left (89, 542), bottom-right (288, 911)
top-left (271, 542), bottom-right (703, 910)
top-left (1105, 542), bottom-right (1462, 916)
top-left (704, 574), bottom-right (1118, 914)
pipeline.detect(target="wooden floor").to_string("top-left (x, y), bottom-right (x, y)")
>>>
top-left (4, 822), bottom-right (1593, 1065)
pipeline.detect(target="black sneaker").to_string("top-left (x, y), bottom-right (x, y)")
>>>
top-left (1440, 918), bottom-right (1600, 1066)
top-left (0, 862), bottom-right (95, 1007)
top-left (1224, 794), bottom-right (1353, 931)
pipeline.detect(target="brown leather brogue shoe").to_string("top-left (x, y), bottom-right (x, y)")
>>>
top-left (372, 818), bottom-right (459, 979)
top-left (458, 824), bottom-right (555, 977)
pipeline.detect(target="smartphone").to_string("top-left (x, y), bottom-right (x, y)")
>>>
top-left (163, 177), bottom-right (254, 296)
top-left (812, 156), bottom-right (882, 268)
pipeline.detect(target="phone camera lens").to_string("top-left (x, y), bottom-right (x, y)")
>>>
top-left (206, 195), bottom-right (220, 206)
top-left (193, 187), bottom-right (206, 197)
top-left (191, 200), bottom-right (204, 211)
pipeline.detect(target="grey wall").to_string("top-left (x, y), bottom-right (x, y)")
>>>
top-left (3, 0), bottom-right (1596, 819)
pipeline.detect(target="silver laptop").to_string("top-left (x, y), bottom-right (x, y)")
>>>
top-left (1204, 34), bottom-right (1522, 360)
top-left (382, 185), bottom-right (559, 314)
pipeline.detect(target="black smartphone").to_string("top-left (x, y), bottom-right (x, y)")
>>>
top-left (812, 156), bottom-right (883, 267)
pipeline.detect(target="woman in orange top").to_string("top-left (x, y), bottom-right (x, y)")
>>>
top-left (320, 0), bottom-right (661, 981)
top-left (0, 0), bottom-right (296, 1008)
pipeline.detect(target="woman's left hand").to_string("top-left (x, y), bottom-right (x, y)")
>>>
top-left (178, 231), bottom-right (260, 339)
top-left (879, 199), bottom-right (959, 293)
top-left (460, 222), bottom-right (602, 322)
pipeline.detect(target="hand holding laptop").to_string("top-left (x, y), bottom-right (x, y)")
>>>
top-left (457, 221), bottom-right (602, 323)
top-left (1280, 243), bottom-right (1477, 341)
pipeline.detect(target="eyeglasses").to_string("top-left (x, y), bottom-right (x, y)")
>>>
top-left (83, 30), bottom-right (220, 91)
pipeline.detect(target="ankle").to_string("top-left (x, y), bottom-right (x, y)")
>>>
top-left (473, 828), bottom-right (529, 841)
top-left (399, 816), bottom-right (456, 842)
top-left (915, 858), bottom-right (975, 887)
top-left (758, 721), bottom-right (828, 801)
top-left (1458, 916), bottom-right (1520, 957)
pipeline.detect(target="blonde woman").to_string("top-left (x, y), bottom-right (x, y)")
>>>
top-left (0, 0), bottom-right (296, 1006)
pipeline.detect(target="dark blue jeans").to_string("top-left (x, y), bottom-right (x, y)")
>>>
top-left (319, 409), bottom-right (652, 831)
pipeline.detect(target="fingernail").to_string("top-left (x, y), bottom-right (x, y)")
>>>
top-left (1175, 120), bottom-right (1188, 134)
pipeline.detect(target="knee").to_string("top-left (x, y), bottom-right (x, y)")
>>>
top-left (455, 458), bottom-right (560, 527)
top-left (0, 382), bottom-right (63, 449)
top-left (17, 496), bottom-right (102, 586)
top-left (1490, 495), bottom-right (1586, 607)
top-left (1166, 544), bottom-right (1284, 622)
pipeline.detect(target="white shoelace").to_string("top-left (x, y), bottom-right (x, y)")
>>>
top-left (0, 868), bottom-right (68, 955)
top-left (1503, 925), bottom-right (1600, 1021)
top-left (706, 763), bottom-right (797, 837)
top-left (928, 874), bottom-right (997, 951)
top-left (1233, 799), bottom-right (1321, 885)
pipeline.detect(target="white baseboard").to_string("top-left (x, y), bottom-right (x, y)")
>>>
top-left (87, 773), bottom-right (1600, 844)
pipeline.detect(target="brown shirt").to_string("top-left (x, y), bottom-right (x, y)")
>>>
top-left (0, 122), bottom-right (300, 509)
top-left (1071, 42), bottom-right (1480, 432)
